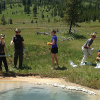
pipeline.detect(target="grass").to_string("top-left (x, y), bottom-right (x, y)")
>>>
top-left (0, 4), bottom-right (100, 89)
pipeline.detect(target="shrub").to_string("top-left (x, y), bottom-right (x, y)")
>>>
top-left (71, 33), bottom-right (86, 39)
top-left (9, 19), bottom-right (13, 24)
top-left (31, 19), bottom-right (33, 23)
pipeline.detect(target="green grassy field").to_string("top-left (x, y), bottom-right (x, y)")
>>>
top-left (0, 4), bottom-right (100, 89)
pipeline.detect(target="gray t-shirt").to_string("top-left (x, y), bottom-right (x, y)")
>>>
top-left (0, 41), bottom-right (5, 52)
top-left (84, 38), bottom-right (93, 49)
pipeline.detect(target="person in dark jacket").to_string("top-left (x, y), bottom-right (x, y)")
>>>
top-left (0, 34), bottom-right (9, 72)
top-left (10, 28), bottom-right (25, 69)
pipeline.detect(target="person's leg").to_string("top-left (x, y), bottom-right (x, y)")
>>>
top-left (81, 46), bottom-right (88, 63)
top-left (96, 57), bottom-right (100, 61)
top-left (54, 54), bottom-right (59, 66)
top-left (2, 57), bottom-right (8, 72)
top-left (87, 49), bottom-right (92, 56)
top-left (19, 49), bottom-right (23, 68)
top-left (51, 53), bottom-right (55, 68)
top-left (14, 49), bottom-right (19, 68)
top-left (0, 57), bottom-right (2, 71)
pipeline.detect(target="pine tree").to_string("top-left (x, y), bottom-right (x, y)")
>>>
top-left (1, 14), bottom-right (6, 25)
top-left (64, 0), bottom-right (82, 34)
top-left (22, 0), bottom-right (26, 6)
top-left (2, 1), bottom-right (6, 10)
top-left (24, 5), bottom-right (30, 14)
top-left (54, 7), bottom-right (57, 17)
top-left (33, 5), bottom-right (37, 17)
top-left (27, 0), bottom-right (31, 6)
top-left (41, 11), bottom-right (44, 19)
top-left (10, 4), bottom-right (12, 9)
top-left (0, 3), bottom-right (2, 14)
top-left (27, 5), bottom-right (31, 14)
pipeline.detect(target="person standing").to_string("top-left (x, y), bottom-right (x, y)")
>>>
top-left (0, 34), bottom-right (9, 72)
top-left (10, 28), bottom-right (25, 69)
top-left (80, 33), bottom-right (96, 66)
top-left (47, 30), bottom-right (60, 69)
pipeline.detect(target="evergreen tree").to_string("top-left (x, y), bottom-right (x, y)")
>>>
top-left (54, 7), bottom-right (57, 16)
top-left (0, 3), bottom-right (2, 14)
top-left (9, 19), bottom-right (13, 24)
top-left (64, 0), bottom-right (82, 34)
top-left (22, 0), bottom-right (26, 6)
top-left (51, 11), bottom-right (53, 17)
top-left (40, 0), bottom-right (41, 3)
top-left (24, 5), bottom-right (30, 14)
top-left (10, 4), bottom-right (12, 9)
top-left (33, 5), bottom-right (37, 17)
top-left (27, 0), bottom-right (31, 6)
top-left (31, 19), bottom-right (33, 23)
top-left (1, 14), bottom-right (6, 25)
top-left (58, 10), bottom-right (64, 18)
top-left (48, 18), bottom-right (50, 22)
top-left (2, 1), bottom-right (6, 10)
top-left (27, 5), bottom-right (31, 14)
top-left (24, 6), bottom-right (27, 12)
top-left (41, 11), bottom-right (44, 19)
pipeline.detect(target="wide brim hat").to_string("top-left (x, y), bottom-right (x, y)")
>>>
top-left (14, 28), bottom-right (21, 33)
top-left (1, 34), bottom-right (5, 38)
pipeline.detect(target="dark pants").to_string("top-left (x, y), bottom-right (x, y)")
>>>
top-left (0, 53), bottom-right (8, 72)
top-left (14, 49), bottom-right (23, 68)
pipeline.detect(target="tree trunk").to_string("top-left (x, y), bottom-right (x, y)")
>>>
top-left (69, 21), bottom-right (72, 34)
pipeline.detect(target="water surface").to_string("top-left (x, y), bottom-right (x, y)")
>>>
top-left (0, 81), bottom-right (99, 100)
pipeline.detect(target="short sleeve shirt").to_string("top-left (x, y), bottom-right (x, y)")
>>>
top-left (98, 49), bottom-right (100, 57)
top-left (0, 41), bottom-right (5, 52)
top-left (84, 38), bottom-right (93, 49)
top-left (13, 35), bottom-right (24, 49)
top-left (51, 35), bottom-right (57, 48)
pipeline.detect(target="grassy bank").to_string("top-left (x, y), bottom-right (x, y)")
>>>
top-left (0, 4), bottom-right (100, 89)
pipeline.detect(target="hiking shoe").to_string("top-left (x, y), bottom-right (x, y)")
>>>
top-left (80, 62), bottom-right (85, 66)
top-left (51, 67), bottom-right (55, 70)
top-left (17, 66), bottom-right (22, 70)
top-left (58, 66), bottom-right (60, 69)
top-left (13, 65), bottom-right (17, 68)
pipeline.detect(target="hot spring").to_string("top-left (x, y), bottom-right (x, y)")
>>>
top-left (0, 80), bottom-right (99, 100)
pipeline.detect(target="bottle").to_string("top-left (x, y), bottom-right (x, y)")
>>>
top-left (70, 61), bottom-right (74, 65)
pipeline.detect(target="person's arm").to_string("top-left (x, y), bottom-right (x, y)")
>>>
top-left (22, 41), bottom-right (25, 48)
top-left (10, 40), bottom-right (13, 44)
top-left (87, 44), bottom-right (91, 49)
top-left (50, 39), bottom-right (55, 45)
top-left (98, 52), bottom-right (100, 57)
top-left (10, 36), bottom-right (14, 45)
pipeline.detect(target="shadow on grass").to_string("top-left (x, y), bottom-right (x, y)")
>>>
top-left (19, 65), bottom-right (32, 70)
top-left (16, 65), bottom-right (32, 70)
top-left (1, 71), bottom-right (16, 77)
top-left (55, 66), bottom-right (67, 70)
top-left (91, 63), bottom-right (96, 67)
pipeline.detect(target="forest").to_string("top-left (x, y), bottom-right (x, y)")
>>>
top-left (0, 0), bottom-right (100, 23)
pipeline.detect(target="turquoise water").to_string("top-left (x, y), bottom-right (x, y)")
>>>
top-left (0, 81), bottom-right (98, 100)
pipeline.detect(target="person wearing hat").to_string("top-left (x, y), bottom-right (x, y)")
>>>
top-left (80, 33), bottom-right (96, 66)
top-left (0, 34), bottom-right (9, 72)
top-left (10, 28), bottom-right (25, 69)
